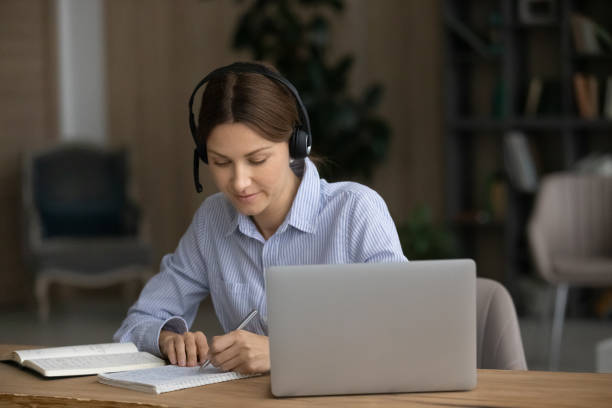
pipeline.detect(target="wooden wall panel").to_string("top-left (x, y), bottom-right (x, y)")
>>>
top-left (0, 0), bottom-right (57, 304)
top-left (331, 0), bottom-right (443, 222)
top-left (368, 1), bottom-right (443, 222)
top-left (106, 0), bottom-right (245, 261)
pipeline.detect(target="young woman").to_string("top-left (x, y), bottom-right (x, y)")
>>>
top-left (113, 62), bottom-right (407, 375)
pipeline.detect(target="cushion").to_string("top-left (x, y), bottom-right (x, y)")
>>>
top-left (34, 147), bottom-right (127, 237)
top-left (553, 256), bottom-right (612, 286)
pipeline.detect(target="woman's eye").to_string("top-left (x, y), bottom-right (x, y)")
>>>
top-left (213, 161), bottom-right (230, 167)
top-left (249, 158), bottom-right (267, 165)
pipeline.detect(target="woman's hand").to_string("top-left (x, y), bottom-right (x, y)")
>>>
top-left (208, 330), bottom-right (270, 374)
top-left (159, 330), bottom-right (209, 367)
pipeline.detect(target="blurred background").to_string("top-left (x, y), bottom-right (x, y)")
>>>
top-left (1, 0), bottom-right (611, 372)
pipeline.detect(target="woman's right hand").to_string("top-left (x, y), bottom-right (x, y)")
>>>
top-left (159, 330), bottom-right (209, 367)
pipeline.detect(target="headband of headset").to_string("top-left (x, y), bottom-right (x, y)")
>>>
top-left (188, 62), bottom-right (312, 193)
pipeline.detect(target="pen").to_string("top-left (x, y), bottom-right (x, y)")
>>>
top-left (199, 309), bottom-right (258, 372)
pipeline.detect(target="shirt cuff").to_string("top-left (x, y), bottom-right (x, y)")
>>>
top-left (153, 316), bottom-right (189, 357)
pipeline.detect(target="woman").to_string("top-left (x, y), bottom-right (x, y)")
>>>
top-left (113, 61), bottom-right (407, 375)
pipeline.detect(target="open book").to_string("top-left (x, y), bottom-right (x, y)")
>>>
top-left (98, 364), bottom-right (258, 394)
top-left (0, 343), bottom-right (166, 377)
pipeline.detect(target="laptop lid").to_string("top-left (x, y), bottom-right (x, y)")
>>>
top-left (265, 260), bottom-right (477, 397)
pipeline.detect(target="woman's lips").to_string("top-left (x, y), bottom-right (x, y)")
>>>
top-left (235, 192), bottom-right (259, 203)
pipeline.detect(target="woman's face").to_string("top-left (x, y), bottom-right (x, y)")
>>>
top-left (206, 122), bottom-right (298, 225)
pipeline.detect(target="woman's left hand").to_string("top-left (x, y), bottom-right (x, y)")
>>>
top-left (207, 330), bottom-right (270, 374)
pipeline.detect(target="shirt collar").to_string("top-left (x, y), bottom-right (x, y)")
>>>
top-left (223, 158), bottom-right (320, 238)
top-left (285, 158), bottom-right (320, 234)
top-left (223, 203), bottom-right (251, 238)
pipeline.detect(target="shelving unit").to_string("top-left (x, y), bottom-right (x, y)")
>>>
top-left (442, 0), bottom-right (612, 308)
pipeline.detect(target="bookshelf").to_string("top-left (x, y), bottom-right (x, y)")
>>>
top-left (442, 0), bottom-right (612, 308)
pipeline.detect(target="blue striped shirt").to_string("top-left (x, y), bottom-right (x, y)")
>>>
top-left (113, 158), bottom-right (407, 356)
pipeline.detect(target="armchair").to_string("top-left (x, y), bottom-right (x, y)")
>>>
top-left (527, 172), bottom-right (612, 370)
top-left (22, 143), bottom-right (153, 321)
top-left (476, 278), bottom-right (527, 370)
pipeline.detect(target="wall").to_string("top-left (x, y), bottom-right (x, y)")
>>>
top-left (0, 0), bottom-right (57, 304)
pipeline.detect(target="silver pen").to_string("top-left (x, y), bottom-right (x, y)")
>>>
top-left (199, 309), bottom-right (258, 372)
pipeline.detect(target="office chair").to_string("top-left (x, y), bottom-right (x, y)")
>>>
top-left (477, 278), bottom-right (527, 370)
top-left (22, 142), bottom-right (153, 321)
top-left (527, 172), bottom-right (612, 370)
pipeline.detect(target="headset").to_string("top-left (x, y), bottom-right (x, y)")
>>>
top-left (188, 62), bottom-right (312, 193)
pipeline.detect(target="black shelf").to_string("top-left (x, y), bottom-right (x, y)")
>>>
top-left (449, 117), bottom-right (612, 131)
top-left (442, 0), bottom-right (612, 292)
top-left (572, 53), bottom-right (612, 61)
top-left (513, 22), bottom-right (562, 30)
top-left (569, 119), bottom-right (612, 129)
top-left (452, 53), bottom-right (503, 64)
top-left (514, 118), bottom-right (572, 130)
top-left (449, 118), bottom-right (507, 131)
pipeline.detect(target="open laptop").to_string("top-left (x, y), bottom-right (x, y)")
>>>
top-left (265, 259), bottom-right (477, 397)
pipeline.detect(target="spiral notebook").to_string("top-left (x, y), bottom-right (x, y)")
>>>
top-left (97, 364), bottom-right (258, 394)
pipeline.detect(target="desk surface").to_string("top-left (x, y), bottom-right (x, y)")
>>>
top-left (1, 344), bottom-right (612, 407)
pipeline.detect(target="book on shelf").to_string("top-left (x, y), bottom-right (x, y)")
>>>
top-left (503, 131), bottom-right (538, 193)
top-left (486, 172), bottom-right (507, 221)
top-left (522, 78), bottom-right (562, 116)
top-left (524, 77), bottom-right (543, 115)
top-left (604, 76), bottom-right (612, 119)
top-left (595, 21), bottom-right (612, 53)
top-left (570, 13), bottom-right (612, 54)
top-left (0, 343), bottom-right (166, 377)
top-left (589, 75), bottom-right (599, 117)
top-left (574, 73), bottom-right (599, 119)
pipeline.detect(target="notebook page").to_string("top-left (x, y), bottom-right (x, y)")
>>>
top-left (14, 343), bottom-right (137, 363)
top-left (98, 365), bottom-right (258, 394)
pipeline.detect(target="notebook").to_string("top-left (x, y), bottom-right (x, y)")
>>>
top-left (265, 259), bottom-right (477, 397)
top-left (97, 364), bottom-right (258, 394)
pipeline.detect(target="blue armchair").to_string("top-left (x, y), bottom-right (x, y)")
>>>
top-left (22, 143), bottom-right (153, 320)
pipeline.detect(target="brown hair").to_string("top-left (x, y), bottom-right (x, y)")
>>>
top-left (197, 62), bottom-right (299, 147)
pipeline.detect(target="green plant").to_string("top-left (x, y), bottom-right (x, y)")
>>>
top-left (397, 205), bottom-right (458, 260)
top-left (232, 0), bottom-right (391, 181)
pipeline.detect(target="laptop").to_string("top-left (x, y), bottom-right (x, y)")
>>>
top-left (265, 259), bottom-right (477, 397)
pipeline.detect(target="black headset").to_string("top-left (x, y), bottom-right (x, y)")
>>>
top-left (188, 62), bottom-right (312, 193)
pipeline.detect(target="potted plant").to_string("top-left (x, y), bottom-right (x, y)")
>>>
top-left (397, 205), bottom-right (459, 260)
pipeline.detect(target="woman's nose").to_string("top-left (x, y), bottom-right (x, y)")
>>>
top-left (231, 164), bottom-right (251, 192)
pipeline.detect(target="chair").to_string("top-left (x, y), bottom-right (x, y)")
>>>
top-left (22, 142), bottom-right (153, 321)
top-left (476, 278), bottom-right (527, 370)
top-left (527, 172), bottom-right (612, 370)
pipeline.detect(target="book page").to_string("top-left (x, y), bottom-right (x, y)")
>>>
top-left (98, 364), bottom-right (258, 394)
top-left (11, 343), bottom-right (137, 364)
top-left (25, 352), bottom-right (165, 377)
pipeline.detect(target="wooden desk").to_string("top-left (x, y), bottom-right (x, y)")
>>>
top-left (1, 344), bottom-right (611, 407)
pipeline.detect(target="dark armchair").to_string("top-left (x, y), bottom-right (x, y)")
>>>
top-left (22, 143), bottom-right (153, 320)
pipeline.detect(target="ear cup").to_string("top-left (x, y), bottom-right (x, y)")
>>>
top-left (289, 126), bottom-right (311, 159)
